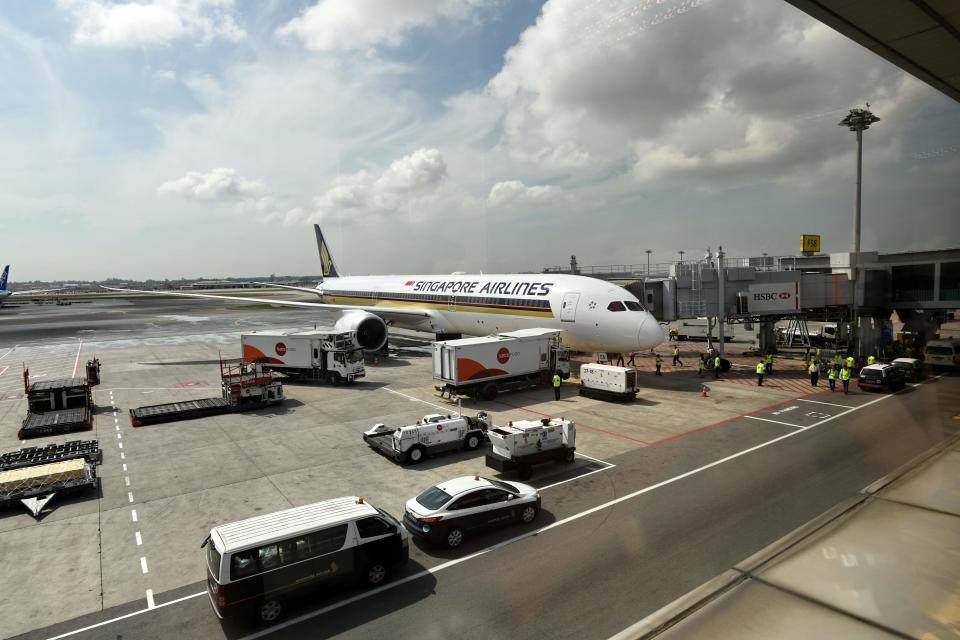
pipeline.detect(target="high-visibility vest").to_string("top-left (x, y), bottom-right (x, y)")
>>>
top-left (766, 354), bottom-right (773, 364)
top-left (756, 363), bottom-right (765, 374)
top-left (673, 347), bottom-right (680, 356)
top-left (867, 355), bottom-right (875, 365)
top-left (828, 369), bottom-right (836, 380)
top-left (834, 355), bottom-right (842, 365)
top-left (846, 357), bottom-right (854, 368)
top-left (656, 356), bottom-right (663, 365)
top-left (698, 360), bottom-right (706, 370)
top-left (809, 364), bottom-right (818, 374)
top-left (714, 357), bottom-right (721, 368)
top-left (552, 375), bottom-right (561, 387)
top-left (840, 368), bottom-right (851, 381)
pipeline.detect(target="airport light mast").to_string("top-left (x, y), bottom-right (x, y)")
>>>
top-left (645, 249), bottom-right (652, 275)
top-left (838, 106), bottom-right (880, 356)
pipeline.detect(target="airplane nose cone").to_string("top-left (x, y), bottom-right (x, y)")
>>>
top-left (638, 315), bottom-right (664, 349)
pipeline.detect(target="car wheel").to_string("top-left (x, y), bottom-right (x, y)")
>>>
top-left (407, 446), bottom-right (425, 465)
top-left (257, 598), bottom-right (284, 625)
top-left (364, 563), bottom-right (387, 586)
top-left (445, 526), bottom-right (464, 548)
top-left (564, 448), bottom-right (575, 463)
top-left (520, 504), bottom-right (538, 524)
top-left (464, 434), bottom-right (480, 450)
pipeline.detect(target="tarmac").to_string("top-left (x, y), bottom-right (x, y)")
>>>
top-left (0, 296), bottom-right (956, 640)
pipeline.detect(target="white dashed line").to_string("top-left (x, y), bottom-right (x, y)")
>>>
top-left (145, 590), bottom-right (154, 609)
top-left (117, 433), bottom-right (121, 440)
top-left (118, 442), bottom-right (123, 449)
top-left (120, 452), bottom-right (125, 460)
top-left (122, 464), bottom-right (127, 472)
top-left (798, 398), bottom-right (853, 409)
top-left (124, 476), bottom-right (130, 487)
top-left (745, 415), bottom-right (806, 430)
top-left (127, 492), bottom-right (134, 503)
top-left (135, 531), bottom-right (142, 546)
top-left (140, 557), bottom-right (148, 574)
top-left (131, 509), bottom-right (138, 522)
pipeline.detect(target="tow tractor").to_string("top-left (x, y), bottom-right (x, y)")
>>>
top-left (363, 411), bottom-right (492, 464)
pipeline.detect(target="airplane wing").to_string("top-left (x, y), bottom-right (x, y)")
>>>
top-left (254, 282), bottom-right (323, 295)
top-left (100, 285), bottom-right (434, 319)
top-left (10, 288), bottom-right (66, 296)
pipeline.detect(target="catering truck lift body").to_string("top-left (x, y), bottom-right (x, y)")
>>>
top-left (433, 329), bottom-right (570, 401)
top-left (485, 417), bottom-right (576, 479)
top-left (241, 330), bottom-right (365, 385)
top-left (363, 412), bottom-right (492, 464)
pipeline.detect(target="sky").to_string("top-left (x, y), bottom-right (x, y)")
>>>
top-left (1, 0), bottom-right (958, 281)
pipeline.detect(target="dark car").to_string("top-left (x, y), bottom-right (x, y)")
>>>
top-left (857, 364), bottom-right (906, 392)
top-left (890, 358), bottom-right (922, 382)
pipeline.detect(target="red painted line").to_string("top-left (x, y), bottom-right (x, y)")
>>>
top-left (71, 339), bottom-right (83, 378)
top-left (492, 398), bottom-right (652, 446)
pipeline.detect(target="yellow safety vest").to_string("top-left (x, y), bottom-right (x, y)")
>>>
top-left (698, 360), bottom-right (705, 370)
top-left (756, 363), bottom-right (765, 374)
top-left (840, 368), bottom-right (851, 381)
top-left (809, 364), bottom-right (818, 374)
top-left (867, 356), bottom-right (875, 365)
top-left (656, 356), bottom-right (662, 364)
top-left (846, 357), bottom-right (854, 367)
top-left (828, 369), bottom-right (836, 380)
top-left (714, 357), bottom-right (721, 368)
top-left (766, 355), bottom-right (773, 364)
top-left (552, 375), bottom-right (561, 387)
top-left (673, 347), bottom-right (680, 356)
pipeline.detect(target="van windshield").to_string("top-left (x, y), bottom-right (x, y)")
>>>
top-left (416, 486), bottom-right (453, 510)
top-left (927, 346), bottom-right (953, 355)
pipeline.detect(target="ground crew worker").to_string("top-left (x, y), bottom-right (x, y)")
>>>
top-left (713, 355), bottom-right (721, 378)
top-left (867, 354), bottom-right (875, 365)
top-left (672, 345), bottom-right (683, 367)
top-left (697, 356), bottom-right (706, 377)
top-left (845, 355), bottom-right (855, 371)
top-left (756, 360), bottom-right (765, 386)
top-left (627, 351), bottom-right (636, 366)
top-left (552, 372), bottom-right (562, 400)
top-left (834, 353), bottom-right (842, 367)
top-left (655, 354), bottom-right (663, 376)
top-left (809, 360), bottom-right (819, 387)
top-left (828, 365), bottom-right (837, 392)
top-left (616, 353), bottom-right (625, 366)
top-left (816, 347), bottom-right (822, 360)
top-left (669, 327), bottom-right (678, 341)
top-left (840, 366), bottom-right (851, 394)
top-left (765, 353), bottom-right (774, 375)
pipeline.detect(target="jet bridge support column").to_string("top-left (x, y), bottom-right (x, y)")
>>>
top-left (758, 321), bottom-right (777, 354)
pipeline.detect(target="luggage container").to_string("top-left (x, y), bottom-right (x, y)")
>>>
top-left (485, 417), bottom-right (576, 479)
top-left (578, 364), bottom-right (638, 401)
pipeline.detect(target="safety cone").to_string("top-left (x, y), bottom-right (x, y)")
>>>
top-left (701, 385), bottom-right (709, 398)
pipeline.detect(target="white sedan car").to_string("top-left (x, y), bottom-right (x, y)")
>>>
top-left (403, 475), bottom-right (541, 548)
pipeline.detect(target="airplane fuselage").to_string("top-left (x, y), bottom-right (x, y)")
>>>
top-left (316, 273), bottom-right (663, 353)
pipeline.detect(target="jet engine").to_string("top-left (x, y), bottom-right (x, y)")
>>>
top-left (335, 310), bottom-right (388, 351)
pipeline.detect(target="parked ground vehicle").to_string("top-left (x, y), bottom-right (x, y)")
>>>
top-left (363, 412), bottom-right (492, 464)
top-left (857, 364), bottom-right (906, 392)
top-left (433, 329), bottom-right (570, 400)
top-left (485, 417), bottom-right (576, 479)
top-left (669, 318), bottom-right (735, 342)
top-left (203, 496), bottom-right (408, 625)
top-left (890, 357), bottom-right (923, 382)
top-left (241, 330), bottom-right (365, 384)
top-left (578, 364), bottom-right (638, 401)
top-left (403, 475), bottom-right (540, 548)
top-left (924, 339), bottom-right (960, 369)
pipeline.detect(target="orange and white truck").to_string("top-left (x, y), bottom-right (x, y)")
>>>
top-left (241, 330), bottom-right (365, 384)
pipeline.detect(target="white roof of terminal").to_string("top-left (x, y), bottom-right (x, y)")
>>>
top-left (213, 496), bottom-right (376, 551)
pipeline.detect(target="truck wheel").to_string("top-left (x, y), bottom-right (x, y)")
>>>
top-left (257, 597), bottom-right (284, 625)
top-left (364, 563), bottom-right (387, 586)
top-left (564, 449), bottom-right (575, 464)
top-left (518, 464), bottom-right (533, 480)
top-left (464, 434), bottom-right (481, 450)
top-left (481, 383), bottom-right (498, 401)
top-left (519, 504), bottom-right (538, 524)
top-left (406, 446), bottom-right (425, 465)
top-left (445, 526), bottom-right (464, 548)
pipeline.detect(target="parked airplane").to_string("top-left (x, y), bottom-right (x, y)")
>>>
top-left (105, 226), bottom-right (664, 353)
top-left (0, 265), bottom-right (63, 305)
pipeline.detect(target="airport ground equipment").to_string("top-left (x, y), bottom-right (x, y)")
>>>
top-left (485, 417), bottom-right (576, 480)
top-left (433, 329), bottom-right (570, 401)
top-left (363, 412), bottom-right (492, 464)
top-left (24, 357), bottom-right (100, 413)
top-left (0, 442), bottom-right (102, 517)
top-left (129, 360), bottom-right (284, 426)
top-left (19, 407), bottom-right (93, 440)
top-left (578, 364), bottom-right (639, 401)
top-left (241, 330), bottom-right (365, 385)
top-left (0, 440), bottom-right (102, 471)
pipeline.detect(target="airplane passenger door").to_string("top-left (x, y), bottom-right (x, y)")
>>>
top-left (560, 292), bottom-right (580, 322)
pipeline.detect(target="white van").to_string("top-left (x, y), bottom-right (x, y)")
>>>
top-left (925, 339), bottom-right (960, 369)
top-left (203, 496), bottom-right (408, 624)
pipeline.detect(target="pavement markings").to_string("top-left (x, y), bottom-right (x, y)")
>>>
top-left (798, 398), bottom-right (854, 409)
top-left (140, 558), bottom-right (148, 574)
top-left (382, 386), bottom-right (454, 413)
top-left (118, 442), bottom-right (123, 449)
top-left (124, 476), bottom-right (130, 487)
top-left (122, 463), bottom-right (127, 472)
top-left (120, 452), bottom-right (125, 460)
top-left (42, 376), bottom-right (945, 640)
top-left (0, 365), bottom-right (8, 377)
top-left (70, 339), bottom-right (83, 378)
top-left (145, 590), bottom-right (155, 610)
top-left (131, 509), bottom-right (137, 522)
top-left (135, 531), bottom-right (142, 546)
top-left (127, 492), bottom-right (134, 503)
top-left (117, 433), bottom-right (121, 439)
top-left (745, 415), bottom-right (806, 430)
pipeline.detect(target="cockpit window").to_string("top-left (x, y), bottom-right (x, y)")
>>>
top-left (624, 301), bottom-right (643, 311)
top-left (607, 301), bottom-right (626, 312)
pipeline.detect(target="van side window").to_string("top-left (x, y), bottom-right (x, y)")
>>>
top-left (306, 524), bottom-right (349, 555)
top-left (356, 516), bottom-right (396, 538)
top-left (259, 544), bottom-right (280, 571)
top-left (231, 550), bottom-right (258, 580)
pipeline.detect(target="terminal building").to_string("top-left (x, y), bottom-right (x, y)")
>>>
top-left (544, 243), bottom-right (960, 357)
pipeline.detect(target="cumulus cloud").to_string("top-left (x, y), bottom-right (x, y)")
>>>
top-left (277, 0), bottom-right (484, 52)
top-left (57, 0), bottom-right (245, 47)
top-left (157, 167), bottom-right (266, 201)
top-left (313, 148), bottom-right (448, 216)
top-left (487, 180), bottom-right (563, 208)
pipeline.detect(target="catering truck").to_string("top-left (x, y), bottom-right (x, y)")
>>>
top-left (485, 417), bottom-right (576, 479)
top-left (578, 364), bottom-right (639, 401)
top-left (433, 329), bottom-right (570, 401)
top-left (363, 412), bottom-right (492, 464)
top-left (241, 330), bottom-right (365, 385)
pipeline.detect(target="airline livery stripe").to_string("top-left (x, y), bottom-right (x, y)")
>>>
top-left (325, 290), bottom-right (554, 314)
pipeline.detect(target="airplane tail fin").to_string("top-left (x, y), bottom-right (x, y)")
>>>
top-left (0, 266), bottom-right (8, 291)
top-left (314, 224), bottom-right (339, 280)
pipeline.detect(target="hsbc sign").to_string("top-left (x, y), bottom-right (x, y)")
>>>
top-left (747, 282), bottom-right (801, 314)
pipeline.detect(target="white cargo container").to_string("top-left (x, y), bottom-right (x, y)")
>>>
top-left (433, 328), bottom-right (570, 401)
top-left (241, 330), bottom-right (365, 385)
top-left (578, 364), bottom-right (638, 401)
top-left (485, 417), bottom-right (576, 479)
